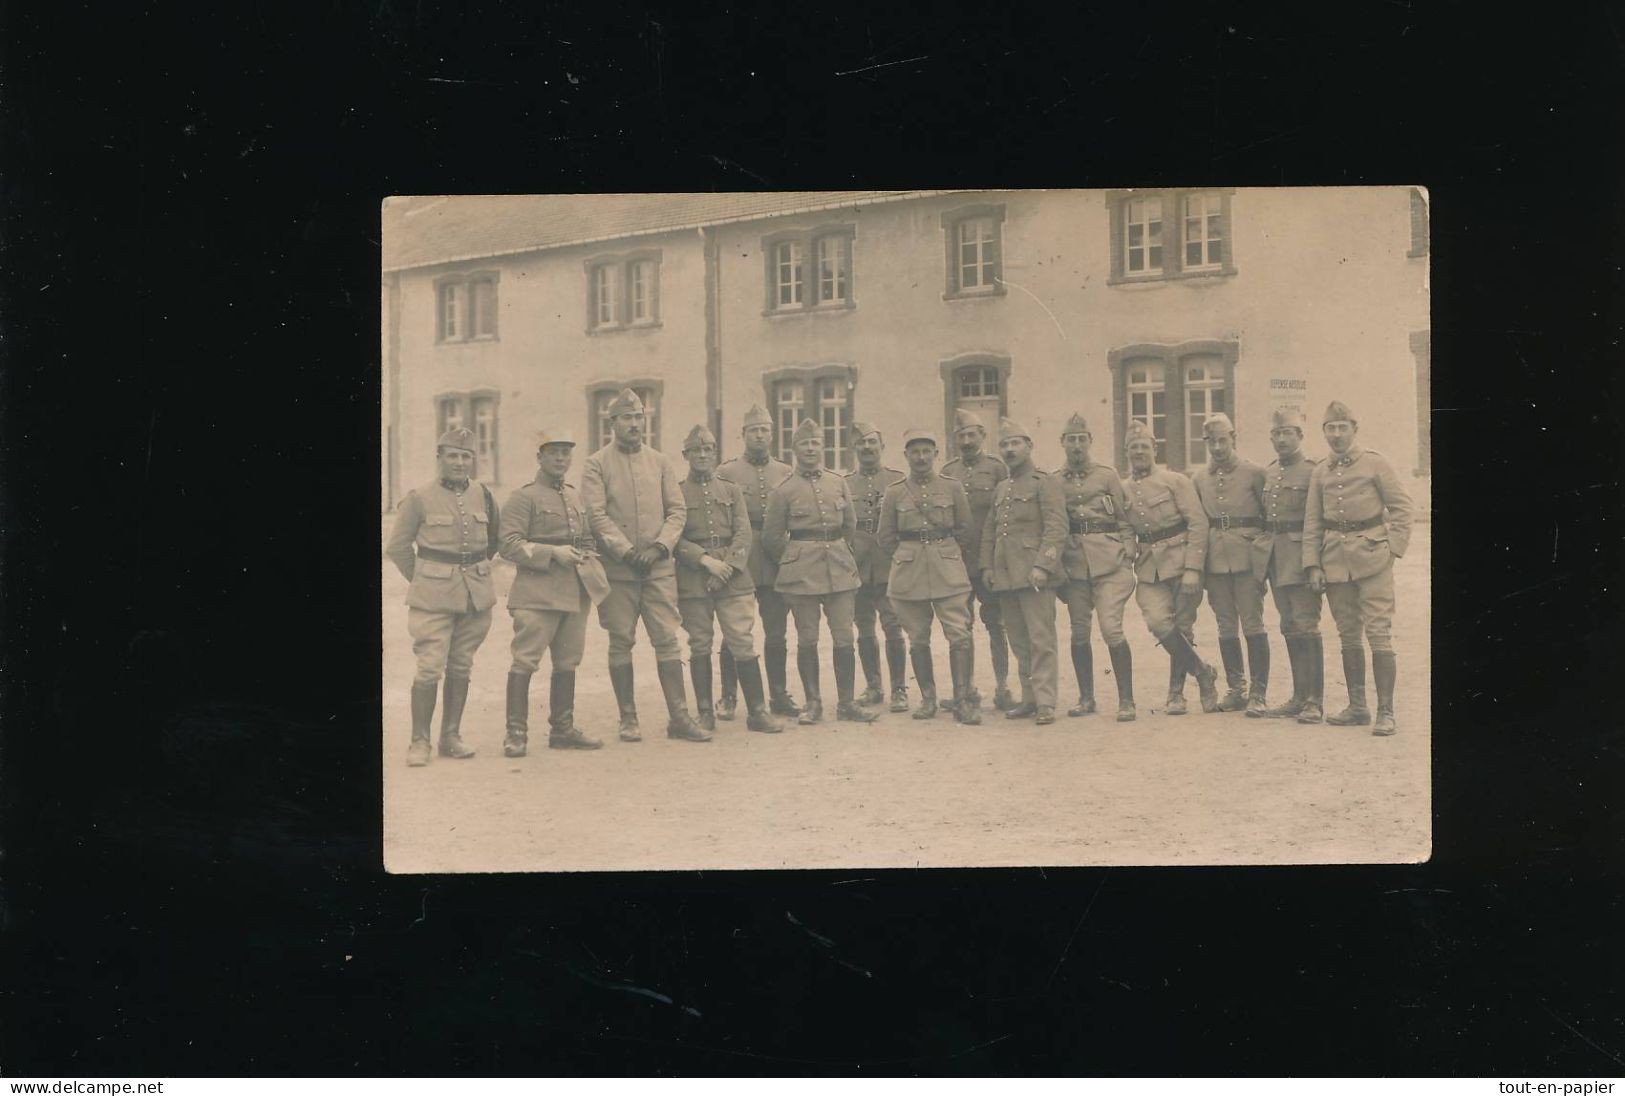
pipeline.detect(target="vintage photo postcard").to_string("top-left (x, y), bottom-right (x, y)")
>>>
top-left (380, 188), bottom-right (1431, 873)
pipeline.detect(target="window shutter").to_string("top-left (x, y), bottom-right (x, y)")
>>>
top-left (650, 260), bottom-right (661, 321)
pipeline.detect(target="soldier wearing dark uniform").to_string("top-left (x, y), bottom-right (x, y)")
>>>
top-left (715, 403), bottom-right (800, 719)
top-left (580, 387), bottom-right (708, 743)
top-left (674, 424), bottom-right (782, 735)
top-left (1190, 412), bottom-right (1272, 715)
top-left (877, 426), bottom-right (980, 724)
top-left (941, 409), bottom-right (1014, 710)
top-left (1254, 407), bottom-right (1326, 723)
top-left (384, 427), bottom-right (499, 766)
top-left (496, 428), bottom-right (608, 755)
top-left (762, 418), bottom-right (878, 725)
top-left (1121, 420), bottom-right (1221, 715)
top-left (978, 417), bottom-right (1068, 725)
top-left (845, 422), bottom-right (909, 712)
top-left (1304, 400), bottom-right (1414, 736)
top-left (1053, 413), bottom-right (1139, 722)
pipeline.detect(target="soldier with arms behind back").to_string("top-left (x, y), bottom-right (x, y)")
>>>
top-left (1253, 407), bottom-right (1326, 723)
top-left (941, 409), bottom-right (1015, 710)
top-left (846, 422), bottom-right (910, 712)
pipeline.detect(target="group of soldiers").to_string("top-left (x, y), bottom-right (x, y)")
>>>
top-left (386, 387), bottom-right (1413, 766)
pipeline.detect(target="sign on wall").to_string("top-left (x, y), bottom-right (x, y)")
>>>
top-left (1268, 377), bottom-right (1308, 421)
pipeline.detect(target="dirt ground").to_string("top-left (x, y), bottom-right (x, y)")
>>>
top-left (383, 524), bottom-right (1430, 873)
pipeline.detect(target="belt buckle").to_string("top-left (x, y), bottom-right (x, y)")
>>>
top-left (1218, 514), bottom-right (1232, 532)
top-left (709, 535), bottom-right (722, 550)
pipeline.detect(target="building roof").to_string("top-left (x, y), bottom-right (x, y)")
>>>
top-left (381, 191), bottom-right (945, 272)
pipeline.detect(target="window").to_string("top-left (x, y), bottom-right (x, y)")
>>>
top-left (1108, 190), bottom-right (1235, 283)
top-left (764, 365), bottom-right (857, 470)
top-left (1408, 187), bottom-right (1429, 258)
top-left (1109, 341), bottom-right (1238, 471)
top-left (588, 381), bottom-right (662, 452)
top-left (938, 353), bottom-right (1012, 440)
top-left (941, 203), bottom-right (1006, 298)
top-left (763, 226), bottom-right (855, 313)
top-left (586, 251), bottom-right (662, 332)
top-left (435, 272), bottom-right (499, 342)
top-left (433, 389), bottom-right (501, 482)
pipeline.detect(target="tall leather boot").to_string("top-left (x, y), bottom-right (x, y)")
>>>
top-left (1263, 637), bottom-right (1306, 718)
top-left (736, 655), bottom-right (783, 733)
top-left (548, 670), bottom-right (601, 749)
top-left (951, 644), bottom-right (981, 725)
top-left (988, 622), bottom-right (1014, 710)
top-left (765, 638), bottom-right (801, 717)
top-left (438, 675), bottom-right (475, 759)
top-left (691, 653), bottom-right (716, 731)
top-left (1216, 636), bottom-right (1247, 711)
top-left (856, 635), bottom-right (884, 705)
top-left (1068, 641), bottom-right (1096, 717)
top-left (834, 646), bottom-right (878, 722)
top-left (1297, 635), bottom-right (1326, 724)
top-left (1164, 646), bottom-right (1188, 716)
top-left (886, 635), bottom-right (910, 712)
top-left (658, 659), bottom-right (709, 741)
top-left (1162, 628), bottom-right (1218, 714)
top-left (1327, 646), bottom-right (1371, 725)
top-left (503, 672), bottom-right (531, 757)
top-left (407, 681), bottom-right (436, 766)
top-left (1371, 650), bottom-right (1398, 736)
top-left (609, 662), bottom-right (641, 742)
top-left (716, 648), bottom-right (738, 721)
top-left (910, 644), bottom-right (938, 719)
top-left (1107, 642), bottom-right (1135, 722)
top-left (797, 644), bottom-right (823, 725)
top-left (1244, 633), bottom-right (1272, 718)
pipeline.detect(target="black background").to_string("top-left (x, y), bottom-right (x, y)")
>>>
top-left (3, 0), bottom-right (1623, 1077)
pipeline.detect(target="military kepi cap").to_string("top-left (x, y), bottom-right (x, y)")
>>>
top-left (741, 403), bottom-right (773, 429)
top-left (1270, 407), bottom-right (1306, 431)
top-left (849, 420), bottom-right (881, 444)
top-left (902, 426), bottom-right (937, 447)
top-left (1323, 399), bottom-right (1356, 424)
top-left (1061, 412), bottom-right (1090, 436)
top-left (1123, 420), bottom-right (1156, 448)
top-left (438, 427), bottom-right (477, 453)
top-left (791, 418), bottom-right (821, 444)
top-left (535, 427), bottom-right (576, 449)
top-left (682, 424), bottom-right (717, 452)
top-left (997, 417), bottom-right (1031, 442)
top-left (1202, 412), bottom-right (1236, 438)
top-left (953, 408), bottom-right (985, 431)
top-left (605, 387), bottom-right (645, 417)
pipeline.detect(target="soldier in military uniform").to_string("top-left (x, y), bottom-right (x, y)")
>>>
top-left (761, 418), bottom-right (878, 725)
top-left (1121, 421), bottom-right (1221, 715)
top-left (496, 428), bottom-right (608, 755)
top-left (1304, 401), bottom-right (1414, 736)
top-left (1190, 412), bottom-right (1273, 715)
top-left (1254, 407), bottom-right (1326, 723)
top-left (978, 418), bottom-right (1068, 725)
top-left (674, 424), bottom-right (782, 735)
top-left (941, 409), bottom-right (1014, 710)
top-left (580, 387), bottom-right (708, 743)
top-left (715, 403), bottom-right (800, 719)
top-left (1053, 413), bottom-right (1139, 722)
top-left (384, 427), bottom-right (499, 766)
top-left (877, 427), bottom-right (980, 724)
top-left (845, 422), bottom-right (909, 712)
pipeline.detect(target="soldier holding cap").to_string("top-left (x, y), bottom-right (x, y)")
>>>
top-left (761, 418), bottom-right (877, 725)
top-left (978, 417), bottom-right (1068, 725)
top-left (674, 424), bottom-right (782, 735)
top-left (496, 428), bottom-right (608, 755)
top-left (580, 387), bottom-right (708, 743)
top-left (384, 427), bottom-right (500, 766)
top-left (715, 403), bottom-right (801, 719)
top-left (1190, 412), bottom-right (1273, 715)
top-left (1054, 413), bottom-right (1139, 722)
top-left (1253, 407), bottom-right (1326, 723)
top-left (877, 426), bottom-right (980, 724)
top-left (845, 422), bottom-right (909, 712)
top-left (1303, 401), bottom-right (1414, 736)
top-left (1121, 420), bottom-right (1221, 715)
top-left (941, 408), bottom-right (1014, 710)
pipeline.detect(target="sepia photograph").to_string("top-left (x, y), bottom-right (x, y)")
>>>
top-left (380, 187), bottom-right (1431, 873)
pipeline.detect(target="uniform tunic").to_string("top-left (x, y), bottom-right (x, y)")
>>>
top-left (385, 478), bottom-right (499, 684)
top-left (877, 473), bottom-right (974, 646)
top-left (674, 472), bottom-right (759, 659)
top-left (716, 453), bottom-right (793, 588)
top-left (1054, 461), bottom-right (1136, 647)
top-left (1255, 449), bottom-right (1323, 638)
top-left (1303, 445), bottom-right (1413, 652)
top-left (762, 467), bottom-right (861, 647)
top-left (498, 476), bottom-right (607, 674)
top-left (978, 463), bottom-right (1067, 708)
top-left (1191, 456), bottom-right (1268, 639)
top-left (580, 442), bottom-right (688, 664)
top-left (942, 450), bottom-right (1010, 637)
top-left (846, 463), bottom-right (905, 642)
top-left (1122, 466), bottom-right (1209, 641)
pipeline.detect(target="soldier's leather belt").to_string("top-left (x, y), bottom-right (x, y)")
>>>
top-left (528, 535), bottom-right (597, 549)
top-left (1136, 520), bottom-right (1189, 544)
top-left (1326, 515), bottom-right (1384, 533)
top-left (789, 529), bottom-right (845, 541)
top-left (897, 529), bottom-right (954, 542)
top-left (1069, 519), bottom-right (1121, 534)
top-left (1212, 514), bottom-right (1263, 531)
top-left (854, 518), bottom-right (880, 534)
top-left (416, 546), bottom-right (490, 564)
top-left (1262, 520), bottom-right (1305, 533)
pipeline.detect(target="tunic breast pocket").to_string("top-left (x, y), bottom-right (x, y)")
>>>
top-left (1140, 488), bottom-right (1176, 522)
top-left (790, 504), bottom-right (812, 520)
